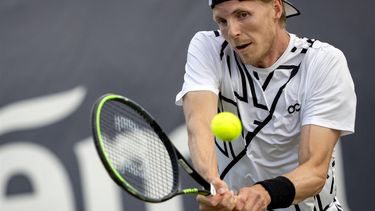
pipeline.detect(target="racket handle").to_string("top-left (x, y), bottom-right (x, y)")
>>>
top-left (196, 183), bottom-right (215, 196)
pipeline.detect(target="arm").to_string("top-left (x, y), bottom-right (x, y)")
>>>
top-left (235, 124), bottom-right (340, 210)
top-left (183, 91), bottom-right (237, 210)
top-left (283, 47), bottom-right (353, 204)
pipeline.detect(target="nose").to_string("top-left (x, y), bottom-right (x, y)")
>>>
top-left (227, 20), bottom-right (241, 38)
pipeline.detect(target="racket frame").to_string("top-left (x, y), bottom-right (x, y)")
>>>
top-left (91, 94), bottom-right (214, 203)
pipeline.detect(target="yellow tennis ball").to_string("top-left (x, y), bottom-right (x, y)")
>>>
top-left (211, 112), bottom-right (242, 141)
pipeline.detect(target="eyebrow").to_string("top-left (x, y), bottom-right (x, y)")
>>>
top-left (213, 8), bottom-right (245, 22)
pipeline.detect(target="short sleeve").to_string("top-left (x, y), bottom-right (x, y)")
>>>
top-left (175, 31), bottom-right (222, 105)
top-left (301, 46), bottom-right (356, 136)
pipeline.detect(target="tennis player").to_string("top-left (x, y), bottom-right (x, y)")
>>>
top-left (176, 0), bottom-right (356, 210)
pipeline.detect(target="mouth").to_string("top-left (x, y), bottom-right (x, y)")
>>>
top-left (235, 42), bottom-right (251, 51)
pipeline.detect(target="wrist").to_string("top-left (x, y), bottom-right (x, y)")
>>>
top-left (256, 176), bottom-right (295, 209)
top-left (206, 174), bottom-right (220, 183)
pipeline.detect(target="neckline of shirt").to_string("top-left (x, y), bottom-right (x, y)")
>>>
top-left (245, 33), bottom-right (296, 74)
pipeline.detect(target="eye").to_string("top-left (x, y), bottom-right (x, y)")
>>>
top-left (237, 11), bottom-right (250, 20)
top-left (216, 18), bottom-right (227, 27)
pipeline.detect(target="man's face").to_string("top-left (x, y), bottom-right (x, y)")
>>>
top-left (213, 0), bottom-right (280, 67)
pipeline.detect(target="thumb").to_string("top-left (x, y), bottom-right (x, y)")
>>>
top-left (211, 178), bottom-right (228, 195)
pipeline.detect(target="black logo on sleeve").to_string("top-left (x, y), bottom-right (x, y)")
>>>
top-left (288, 103), bottom-right (301, 114)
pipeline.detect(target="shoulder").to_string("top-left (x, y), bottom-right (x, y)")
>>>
top-left (191, 30), bottom-right (225, 44)
top-left (291, 35), bottom-right (348, 76)
top-left (189, 30), bottom-right (227, 55)
top-left (293, 35), bottom-right (347, 66)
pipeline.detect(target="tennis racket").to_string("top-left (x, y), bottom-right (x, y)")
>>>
top-left (91, 93), bottom-right (215, 203)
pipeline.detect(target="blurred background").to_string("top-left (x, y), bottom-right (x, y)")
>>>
top-left (0, 0), bottom-right (373, 210)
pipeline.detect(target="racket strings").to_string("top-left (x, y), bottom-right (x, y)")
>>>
top-left (99, 101), bottom-right (177, 200)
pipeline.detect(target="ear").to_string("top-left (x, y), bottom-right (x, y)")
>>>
top-left (273, 0), bottom-right (283, 20)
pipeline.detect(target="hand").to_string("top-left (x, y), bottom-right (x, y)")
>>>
top-left (234, 184), bottom-right (271, 211)
top-left (196, 178), bottom-right (237, 211)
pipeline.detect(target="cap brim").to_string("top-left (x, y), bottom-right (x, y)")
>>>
top-left (284, 0), bottom-right (300, 18)
top-left (209, 0), bottom-right (300, 18)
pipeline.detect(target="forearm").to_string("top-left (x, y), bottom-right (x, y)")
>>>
top-left (182, 91), bottom-right (219, 181)
top-left (187, 120), bottom-right (219, 181)
top-left (284, 125), bottom-right (339, 204)
top-left (283, 161), bottom-right (329, 204)
top-left (254, 125), bottom-right (339, 209)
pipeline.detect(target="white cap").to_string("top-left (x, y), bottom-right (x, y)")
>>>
top-left (209, 0), bottom-right (300, 18)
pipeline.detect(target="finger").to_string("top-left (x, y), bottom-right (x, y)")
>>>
top-left (232, 195), bottom-right (238, 210)
top-left (244, 201), bottom-right (263, 211)
top-left (197, 192), bottom-right (224, 207)
top-left (240, 194), bottom-right (266, 211)
top-left (234, 195), bottom-right (245, 211)
top-left (196, 194), bottom-right (216, 205)
top-left (218, 191), bottom-right (237, 210)
top-left (197, 191), bottom-right (236, 210)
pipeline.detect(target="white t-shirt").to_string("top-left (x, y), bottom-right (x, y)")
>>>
top-left (176, 31), bottom-right (356, 210)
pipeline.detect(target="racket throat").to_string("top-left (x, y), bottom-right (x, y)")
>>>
top-left (177, 159), bottom-right (194, 174)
